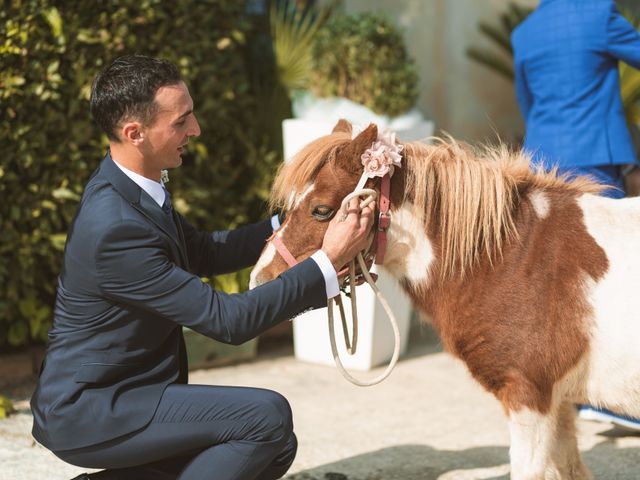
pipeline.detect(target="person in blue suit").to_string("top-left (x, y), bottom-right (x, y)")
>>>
top-left (30, 55), bottom-right (374, 480)
top-left (512, 0), bottom-right (640, 198)
top-left (512, 0), bottom-right (640, 430)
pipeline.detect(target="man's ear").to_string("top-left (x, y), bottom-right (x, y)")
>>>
top-left (334, 123), bottom-right (378, 173)
top-left (121, 121), bottom-right (145, 145)
top-left (332, 118), bottom-right (352, 135)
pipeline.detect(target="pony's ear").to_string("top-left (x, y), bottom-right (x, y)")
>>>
top-left (334, 123), bottom-right (378, 172)
top-left (332, 119), bottom-right (353, 135)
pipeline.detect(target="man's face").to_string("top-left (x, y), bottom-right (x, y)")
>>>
top-left (141, 81), bottom-right (200, 172)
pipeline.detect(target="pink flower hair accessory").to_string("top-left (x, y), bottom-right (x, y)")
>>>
top-left (353, 126), bottom-right (404, 179)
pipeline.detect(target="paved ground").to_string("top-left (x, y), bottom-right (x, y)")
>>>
top-left (1, 329), bottom-right (639, 480)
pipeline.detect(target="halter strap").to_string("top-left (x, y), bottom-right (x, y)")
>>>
top-left (375, 174), bottom-right (391, 265)
top-left (270, 233), bottom-right (298, 267)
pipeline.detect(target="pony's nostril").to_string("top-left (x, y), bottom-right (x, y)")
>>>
top-left (249, 269), bottom-right (271, 289)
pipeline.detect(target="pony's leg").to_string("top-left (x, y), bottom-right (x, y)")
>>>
top-left (548, 402), bottom-right (591, 480)
top-left (507, 405), bottom-right (560, 480)
top-left (507, 402), bottom-right (591, 480)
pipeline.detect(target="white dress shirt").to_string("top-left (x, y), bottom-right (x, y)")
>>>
top-left (112, 160), bottom-right (167, 207)
top-left (113, 160), bottom-right (339, 299)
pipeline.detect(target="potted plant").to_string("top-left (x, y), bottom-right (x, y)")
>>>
top-left (282, 10), bottom-right (434, 160)
top-left (273, 8), bottom-right (430, 370)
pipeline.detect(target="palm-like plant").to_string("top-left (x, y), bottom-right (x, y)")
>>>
top-left (465, 2), bottom-right (533, 81)
top-left (245, 1), bottom-right (336, 158)
top-left (270, 0), bottom-right (336, 94)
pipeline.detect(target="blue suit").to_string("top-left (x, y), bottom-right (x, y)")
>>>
top-left (31, 152), bottom-right (326, 478)
top-left (512, 0), bottom-right (640, 178)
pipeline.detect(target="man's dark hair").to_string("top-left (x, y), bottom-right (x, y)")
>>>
top-left (90, 55), bottom-right (183, 141)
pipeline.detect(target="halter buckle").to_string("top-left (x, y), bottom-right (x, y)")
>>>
top-left (378, 211), bottom-right (391, 231)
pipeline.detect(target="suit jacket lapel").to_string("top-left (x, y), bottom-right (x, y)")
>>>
top-left (135, 194), bottom-right (189, 267)
top-left (99, 152), bottom-right (189, 268)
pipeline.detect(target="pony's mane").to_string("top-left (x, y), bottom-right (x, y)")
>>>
top-left (269, 131), bottom-right (352, 212)
top-left (404, 137), bottom-right (603, 278)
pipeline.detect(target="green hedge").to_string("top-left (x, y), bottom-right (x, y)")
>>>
top-left (0, 0), bottom-right (279, 350)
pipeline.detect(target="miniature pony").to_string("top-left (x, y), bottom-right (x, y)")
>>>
top-left (250, 120), bottom-right (640, 480)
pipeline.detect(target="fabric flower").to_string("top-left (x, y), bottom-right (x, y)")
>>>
top-left (358, 128), bottom-right (404, 178)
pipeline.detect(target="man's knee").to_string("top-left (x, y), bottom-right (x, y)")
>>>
top-left (256, 432), bottom-right (298, 480)
top-left (277, 432), bottom-right (297, 466)
top-left (249, 390), bottom-right (293, 442)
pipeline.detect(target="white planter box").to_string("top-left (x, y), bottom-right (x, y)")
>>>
top-left (283, 117), bottom-right (434, 370)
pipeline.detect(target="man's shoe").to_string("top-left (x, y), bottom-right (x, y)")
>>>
top-left (578, 404), bottom-right (640, 432)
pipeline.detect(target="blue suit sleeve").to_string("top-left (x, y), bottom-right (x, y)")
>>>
top-left (512, 32), bottom-right (533, 122)
top-left (606, 4), bottom-right (640, 69)
top-left (179, 217), bottom-right (273, 277)
top-left (95, 220), bottom-right (326, 345)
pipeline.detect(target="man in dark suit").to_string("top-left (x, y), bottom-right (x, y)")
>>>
top-left (30, 55), bottom-right (374, 480)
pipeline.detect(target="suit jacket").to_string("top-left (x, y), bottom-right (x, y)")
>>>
top-left (31, 152), bottom-right (326, 451)
top-left (512, 0), bottom-right (640, 168)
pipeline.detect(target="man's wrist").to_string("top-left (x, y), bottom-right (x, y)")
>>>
top-left (320, 248), bottom-right (344, 272)
top-left (310, 250), bottom-right (340, 299)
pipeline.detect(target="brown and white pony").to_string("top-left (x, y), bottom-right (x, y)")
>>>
top-left (250, 120), bottom-right (640, 480)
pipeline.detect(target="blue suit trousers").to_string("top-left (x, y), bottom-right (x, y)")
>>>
top-left (54, 384), bottom-right (298, 480)
top-left (557, 164), bottom-right (626, 199)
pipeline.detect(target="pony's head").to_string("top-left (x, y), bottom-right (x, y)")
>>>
top-left (250, 120), bottom-right (383, 287)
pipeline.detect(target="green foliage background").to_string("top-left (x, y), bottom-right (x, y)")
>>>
top-left (0, 0), bottom-right (279, 350)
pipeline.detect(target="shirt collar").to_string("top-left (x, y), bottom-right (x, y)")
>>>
top-left (112, 159), bottom-right (166, 207)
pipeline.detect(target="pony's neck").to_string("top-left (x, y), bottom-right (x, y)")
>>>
top-left (381, 199), bottom-right (437, 289)
top-left (379, 140), bottom-right (516, 291)
top-left (375, 148), bottom-right (435, 289)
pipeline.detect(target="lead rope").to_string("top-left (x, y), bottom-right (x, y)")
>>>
top-left (327, 189), bottom-right (401, 387)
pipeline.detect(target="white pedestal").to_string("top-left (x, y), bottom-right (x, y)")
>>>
top-left (283, 116), bottom-right (434, 370)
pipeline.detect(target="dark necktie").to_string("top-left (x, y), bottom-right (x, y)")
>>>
top-left (162, 187), bottom-right (173, 215)
top-left (161, 187), bottom-right (180, 243)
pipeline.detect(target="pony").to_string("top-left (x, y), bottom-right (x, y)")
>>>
top-left (249, 120), bottom-right (640, 480)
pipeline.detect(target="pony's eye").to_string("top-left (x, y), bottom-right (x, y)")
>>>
top-left (312, 205), bottom-right (334, 220)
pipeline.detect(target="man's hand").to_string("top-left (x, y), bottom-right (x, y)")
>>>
top-left (321, 198), bottom-right (375, 272)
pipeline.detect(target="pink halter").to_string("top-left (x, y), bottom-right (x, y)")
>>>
top-left (268, 173), bottom-right (392, 269)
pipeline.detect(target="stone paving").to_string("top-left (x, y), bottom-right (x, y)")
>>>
top-left (1, 333), bottom-right (639, 480)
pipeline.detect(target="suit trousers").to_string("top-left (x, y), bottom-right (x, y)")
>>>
top-left (54, 384), bottom-right (298, 480)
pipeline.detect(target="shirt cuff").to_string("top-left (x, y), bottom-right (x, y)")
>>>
top-left (310, 250), bottom-right (340, 299)
top-left (271, 214), bottom-right (280, 231)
